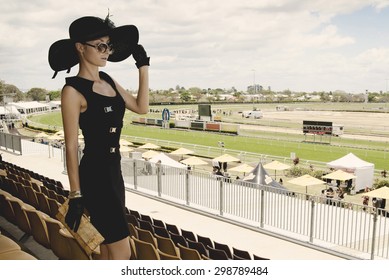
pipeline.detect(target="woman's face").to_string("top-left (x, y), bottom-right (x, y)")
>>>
top-left (78, 36), bottom-right (113, 67)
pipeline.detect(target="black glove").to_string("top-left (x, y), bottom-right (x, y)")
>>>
top-left (132, 44), bottom-right (150, 68)
top-left (65, 197), bottom-right (84, 232)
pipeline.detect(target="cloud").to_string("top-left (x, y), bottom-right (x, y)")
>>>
top-left (0, 0), bottom-right (389, 93)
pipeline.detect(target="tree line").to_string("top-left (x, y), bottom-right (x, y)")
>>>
top-left (1, 79), bottom-right (389, 104)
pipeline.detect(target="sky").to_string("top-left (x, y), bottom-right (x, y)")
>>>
top-left (1, 0), bottom-right (389, 93)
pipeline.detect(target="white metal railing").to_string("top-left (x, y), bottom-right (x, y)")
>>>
top-left (122, 158), bottom-right (389, 260)
top-left (0, 132), bottom-right (22, 154)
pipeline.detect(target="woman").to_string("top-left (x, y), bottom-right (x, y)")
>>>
top-left (49, 14), bottom-right (149, 259)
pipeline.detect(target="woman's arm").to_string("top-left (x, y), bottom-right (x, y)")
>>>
top-left (116, 65), bottom-right (149, 114)
top-left (61, 86), bottom-right (83, 192)
top-left (115, 44), bottom-right (150, 114)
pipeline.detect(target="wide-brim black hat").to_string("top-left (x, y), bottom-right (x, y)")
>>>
top-left (49, 15), bottom-right (139, 78)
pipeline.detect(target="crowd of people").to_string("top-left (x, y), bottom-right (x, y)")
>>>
top-left (319, 186), bottom-right (346, 206)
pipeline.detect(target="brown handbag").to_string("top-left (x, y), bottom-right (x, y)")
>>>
top-left (56, 199), bottom-right (104, 256)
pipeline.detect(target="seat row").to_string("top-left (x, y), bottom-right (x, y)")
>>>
top-left (126, 209), bottom-right (270, 260)
top-left (2, 161), bottom-right (65, 191)
top-left (0, 175), bottom-right (64, 220)
top-left (0, 189), bottom-right (92, 260)
top-left (0, 232), bottom-right (37, 260)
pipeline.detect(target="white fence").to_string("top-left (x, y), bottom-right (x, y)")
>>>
top-left (122, 158), bottom-right (389, 260)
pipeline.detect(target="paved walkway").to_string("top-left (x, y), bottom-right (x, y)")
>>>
top-left (1, 147), bottom-right (344, 260)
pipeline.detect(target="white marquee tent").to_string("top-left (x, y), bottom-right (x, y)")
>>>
top-left (327, 153), bottom-right (374, 192)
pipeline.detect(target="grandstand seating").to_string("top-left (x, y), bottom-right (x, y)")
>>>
top-left (253, 254), bottom-right (270, 260)
top-left (206, 245), bottom-right (230, 260)
top-left (24, 208), bottom-right (51, 249)
top-left (9, 197), bottom-right (33, 241)
top-left (43, 215), bottom-right (72, 259)
top-left (0, 249), bottom-right (37, 260)
top-left (177, 243), bottom-right (202, 260)
top-left (0, 233), bottom-right (21, 253)
top-left (158, 249), bottom-right (181, 260)
top-left (152, 218), bottom-right (165, 228)
top-left (0, 159), bottom-right (267, 260)
top-left (232, 247), bottom-right (252, 260)
top-left (186, 238), bottom-right (208, 258)
top-left (197, 234), bottom-right (214, 249)
top-left (136, 226), bottom-right (157, 247)
top-left (131, 236), bottom-right (160, 260)
top-left (154, 233), bottom-right (179, 257)
top-left (128, 223), bottom-right (138, 239)
top-left (180, 228), bottom-right (197, 242)
top-left (0, 231), bottom-right (36, 260)
top-left (214, 241), bottom-right (233, 259)
top-left (152, 224), bottom-right (170, 238)
top-left (126, 213), bottom-right (140, 228)
top-left (165, 222), bottom-right (180, 235)
top-left (169, 231), bottom-right (188, 247)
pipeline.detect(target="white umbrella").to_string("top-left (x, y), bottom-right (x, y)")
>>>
top-left (322, 170), bottom-right (356, 181)
top-left (229, 163), bottom-right (254, 175)
top-left (181, 156), bottom-right (208, 166)
top-left (142, 150), bottom-right (160, 159)
top-left (139, 143), bottom-right (160, 150)
top-left (364, 186), bottom-right (389, 200)
top-left (170, 147), bottom-right (194, 155)
top-left (120, 146), bottom-right (134, 153)
top-left (263, 160), bottom-right (290, 180)
top-left (213, 154), bottom-right (240, 163)
top-left (288, 174), bottom-right (326, 193)
top-left (120, 139), bottom-right (133, 146)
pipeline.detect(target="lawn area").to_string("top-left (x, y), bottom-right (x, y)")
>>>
top-left (27, 109), bottom-right (388, 170)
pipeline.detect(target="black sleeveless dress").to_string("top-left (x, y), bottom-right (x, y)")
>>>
top-left (65, 71), bottom-right (130, 244)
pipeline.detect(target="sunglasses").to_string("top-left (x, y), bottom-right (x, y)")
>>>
top-left (83, 42), bottom-right (114, 54)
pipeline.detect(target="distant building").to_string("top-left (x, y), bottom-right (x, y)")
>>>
top-left (8, 101), bottom-right (50, 115)
top-left (0, 105), bottom-right (21, 120)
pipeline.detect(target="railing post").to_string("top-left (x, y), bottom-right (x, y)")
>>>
top-left (370, 210), bottom-right (378, 260)
top-left (260, 189), bottom-right (264, 228)
top-left (18, 134), bottom-right (22, 155)
top-left (62, 146), bottom-right (67, 175)
top-left (157, 164), bottom-right (162, 197)
top-left (219, 179), bottom-right (224, 216)
top-left (185, 170), bottom-right (190, 206)
top-left (309, 197), bottom-right (315, 243)
top-left (133, 160), bottom-right (138, 190)
top-left (12, 133), bottom-right (15, 153)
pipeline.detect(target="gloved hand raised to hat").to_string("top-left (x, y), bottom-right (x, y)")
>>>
top-left (132, 44), bottom-right (150, 69)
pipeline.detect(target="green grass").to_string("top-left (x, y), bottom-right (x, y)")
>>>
top-left (121, 124), bottom-right (388, 169)
top-left (29, 112), bottom-right (63, 127)
top-left (28, 110), bottom-right (389, 170)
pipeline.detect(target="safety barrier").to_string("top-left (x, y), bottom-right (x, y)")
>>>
top-left (0, 132), bottom-right (22, 155)
top-left (122, 158), bottom-right (389, 260)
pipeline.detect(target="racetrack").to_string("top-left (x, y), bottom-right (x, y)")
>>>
top-left (241, 110), bottom-right (389, 142)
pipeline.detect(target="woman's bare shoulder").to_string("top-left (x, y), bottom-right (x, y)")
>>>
top-left (61, 85), bottom-right (83, 99)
